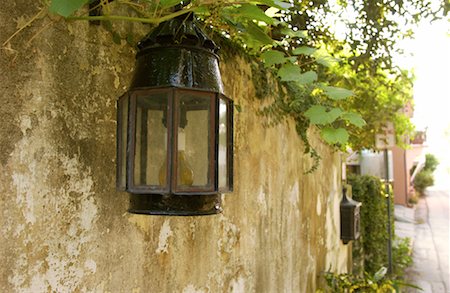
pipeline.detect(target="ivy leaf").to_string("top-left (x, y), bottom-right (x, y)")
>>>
top-left (316, 56), bottom-right (340, 67)
top-left (314, 55), bottom-right (340, 67)
top-left (304, 105), bottom-right (342, 125)
top-left (313, 48), bottom-right (340, 67)
top-left (292, 46), bottom-right (317, 56)
top-left (322, 86), bottom-right (353, 100)
top-left (261, 50), bottom-right (286, 67)
top-left (273, 0), bottom-right (291, 9)
top-left (233, 4), bottom-right (274, 24)
top-left (160, 0), bottom-right (181, 8)
top-left (286, 56), bottom-right (297, 63)
top-left (243, 22), bottom-right (273, 46)
top-left (277, 63), bottom-right (301, 81)
top-left (321, 127), bottom-right (349, 145)
top-left (193, 6), bottom-right (210, 15)
top-left (112, 32), bottom-right (121, 44)
top-left (126, 33), bottom-right (134, 46)
top-left (341, 112), bottom-right (366, 128)
top-left (373, 267), bottom-right (388, 282)
top-left (102, 20), bottom-right (113, 31)
top-left (297, 71), bottom-right (317, 85)
top-left (280, 28), bottom-right (308, 38)
top-left (49, 0), bottom-right (88, 17)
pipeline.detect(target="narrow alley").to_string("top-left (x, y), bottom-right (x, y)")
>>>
top-left (405, 188), bottom-right (450, 292)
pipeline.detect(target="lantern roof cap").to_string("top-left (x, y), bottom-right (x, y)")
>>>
top-left (130, 11), bottom-right (225, 93)
top-left (137, 13), bottom-right (219, 54)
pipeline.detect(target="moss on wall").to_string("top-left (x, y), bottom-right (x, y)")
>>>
top-left (0, 3), bottom-right (349, 292)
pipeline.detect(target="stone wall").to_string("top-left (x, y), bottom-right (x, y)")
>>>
top-left (0, 2), bottom-right (349, 292)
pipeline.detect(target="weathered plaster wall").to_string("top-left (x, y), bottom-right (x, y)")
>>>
top-left (1, 2), bottom-right (349, 292)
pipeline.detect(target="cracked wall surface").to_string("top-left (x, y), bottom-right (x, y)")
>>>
top-left (0, 2), bottom-right (350, 292)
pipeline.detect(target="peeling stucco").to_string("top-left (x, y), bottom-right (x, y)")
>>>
top-left (156, 219), bottom-right (173, 254)
top-left (217, 215), bottom-right (240, 258)
top-left (0, 2), bottom-right (349, 292)
top-left (182, 284), bottom-right (207, 293)
top-left (317, 195), bottom-right (322, 216)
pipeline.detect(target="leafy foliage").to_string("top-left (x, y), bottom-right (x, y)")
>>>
top-left (319, 265), bottom-right (420, 293)
top-left (286, 0), bottom-right (446, 71)
top-left (392, 238), bottom-right (413, 279)
top-left (323, 61), bottom-right (415, 150)
top-left (320, 267), bottom-right (396, 293)
top-left (10, 0), bottom-right (444, 170)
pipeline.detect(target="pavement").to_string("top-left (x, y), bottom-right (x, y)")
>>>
top-left (394, 188), bottom-right (450, 293)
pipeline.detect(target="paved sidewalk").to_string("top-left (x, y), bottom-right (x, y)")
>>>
top-left (395, 204), bottom-right (416, 241)
top-left (398, 188), bottom-right (450, 293)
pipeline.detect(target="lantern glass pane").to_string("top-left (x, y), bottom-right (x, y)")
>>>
top-left (218, 99), bottom-right (228, 189)
top-left (133, 93), bottom-right (168, 188)
top-left (117, 94), bottom-right (129, 190)
top-left (176, 92), bottom-right (212, 190)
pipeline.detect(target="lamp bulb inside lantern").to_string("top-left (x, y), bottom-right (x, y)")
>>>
top-left (158, 128), bottom-right (194, 186)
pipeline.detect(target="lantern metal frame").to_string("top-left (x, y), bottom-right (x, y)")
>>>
top-left (116, 13), bottom-right (233, 216)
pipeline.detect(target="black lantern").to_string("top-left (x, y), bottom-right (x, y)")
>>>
top-left (117, 13), bottom-right (233, 216)
top-left (340, 186), bottom-right (362, 244)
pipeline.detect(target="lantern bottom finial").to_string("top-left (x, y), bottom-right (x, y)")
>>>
top-left (129, 194), bottom-right (222, 216)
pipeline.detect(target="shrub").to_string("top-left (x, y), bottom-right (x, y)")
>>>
top-left (413, 170), bottom-right (434, 196)
top-left (424, 154), bottom-right (439, 172)
top-left (320, 268), bottom-right (395, 293)
top-left (408, 193), bottom-right (419, 204)
top-left (319, 265), bottom-right (420, 293)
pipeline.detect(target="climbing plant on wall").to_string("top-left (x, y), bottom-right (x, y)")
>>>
top-left (348, 174), bottom-right (394, 275)
top-left (4, 0), bottom-right (446, 170)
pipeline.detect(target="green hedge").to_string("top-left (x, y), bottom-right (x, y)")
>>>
top-left (348, 174), bottom-right (394, 275)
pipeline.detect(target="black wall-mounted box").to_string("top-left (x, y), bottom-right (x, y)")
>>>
top-left (340, 187), bottom-right (362, 244)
